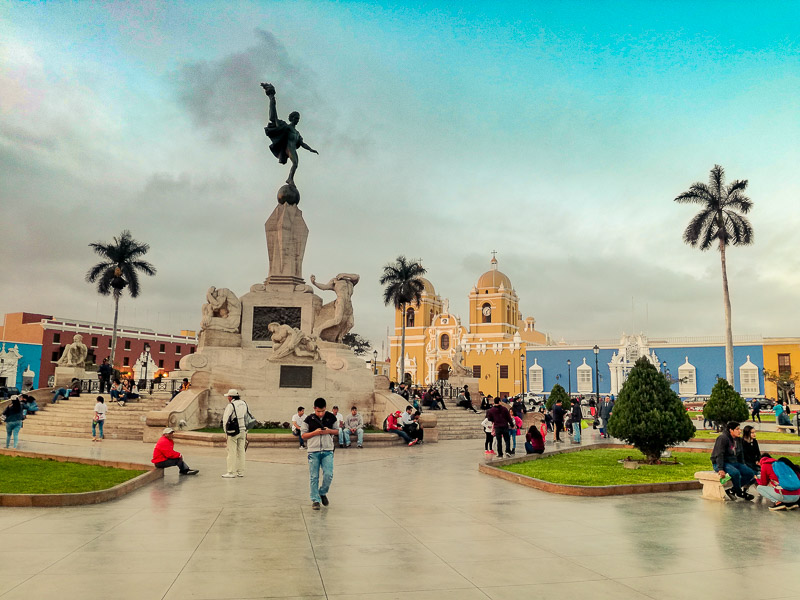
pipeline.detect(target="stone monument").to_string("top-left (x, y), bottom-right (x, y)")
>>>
top-left (54, 334), bottom-right (88, 386)
top-left (149, 82), bottom-right (388, 435)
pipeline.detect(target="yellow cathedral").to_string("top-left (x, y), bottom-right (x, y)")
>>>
top-left (389, 255), bottom-right (549, 397)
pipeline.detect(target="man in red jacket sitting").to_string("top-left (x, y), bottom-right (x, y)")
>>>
top-left (152, 428), bottom-right (199, 475)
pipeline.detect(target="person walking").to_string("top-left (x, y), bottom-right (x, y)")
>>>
top-left (98, 358), bottom-right (113, 394)
top-left (221, 389), bottom-right (248, 478)
top-left (597, 396), bottom-right (614, 438)
top-left (92, 396), bottom-right (107, 442)
top-left (3, 396), bottom-right (25, 449)
top-left (481, 416), bottom-right (494, 455)
top-left (301, 397), bottom-right (339, 510)
top-left (750, 398), bottom-right (762, 423)
top-left (571, 399), bottom-right (583, 444)
top-left (552, 401), bottom-right (565, 443)
top-left (152, 428), bottom-right (199, 475)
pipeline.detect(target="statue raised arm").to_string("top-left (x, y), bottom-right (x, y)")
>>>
top-left (261, 82), bottom-right (318, 187)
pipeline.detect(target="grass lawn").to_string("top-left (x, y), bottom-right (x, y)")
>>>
top-left (500, 449), bottom-right (797, 486)
top-left (691, 429), bottom-right (799, 442)
top-left (688, 410), bottom-right (775, 422)
top-left (196, 426), bottom-right (387, 434)
top-left (0, 456), bottom-right (145, 494)
top-left (501, 449), bottom-right (713, 485)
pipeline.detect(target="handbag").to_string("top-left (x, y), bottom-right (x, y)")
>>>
top-left (225, 404), bottom-right (241, 436)
top-left (244, 404), bottom-right (257, 431)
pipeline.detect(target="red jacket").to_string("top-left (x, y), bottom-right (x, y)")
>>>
top-left (152, 436), bottom-right (181, 463)
top-left (387, 413), bottom-right (402, 431)
top-left (756, 458), bottom-right (800, 494)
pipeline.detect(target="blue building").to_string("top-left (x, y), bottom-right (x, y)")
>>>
top-left (0, 341), bottom-right (42, 390)
top-left (525, 333), bottom-right (764, 399)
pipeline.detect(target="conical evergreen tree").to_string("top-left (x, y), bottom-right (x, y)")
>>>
top-left (607, 357), bottom-right (695, 463)
top-left (703, 378), bottom-right (749, 425)
top-left (546, 384), bottom-right (570, 412)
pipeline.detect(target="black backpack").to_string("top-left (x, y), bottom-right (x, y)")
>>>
top-left (225, 404), bottom-right (240, 436)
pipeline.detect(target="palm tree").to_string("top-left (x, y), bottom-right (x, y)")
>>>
top-left (379, 256), bottom-right (426, 385)
top-left (675, 164), bottom-right (754, 383)
top-left (86, 230), bottom-right (157, 367)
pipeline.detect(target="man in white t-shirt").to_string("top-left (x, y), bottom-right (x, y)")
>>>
top-left (332, 406), bottom-right (345, 447)
top-left (291, 407), bottom-right (306, 449)
top-left (92, 396), bottom-right (107, 442)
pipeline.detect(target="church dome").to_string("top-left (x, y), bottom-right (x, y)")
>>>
top-left (418, 277), bottom-right (436, 295)
top-left (477, 256), bottom-right (512, 291)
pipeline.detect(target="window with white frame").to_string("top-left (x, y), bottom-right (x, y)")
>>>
top-left (739, 356), bottom-right (760, 396)
top-left (576, 358), bottom-right (592, 394)
top-left (529, 358), bottom-right (544, 393)
top-left (678, 357), bottom-right (697, 396)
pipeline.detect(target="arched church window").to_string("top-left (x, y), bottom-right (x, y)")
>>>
top-left (406, 308), bottom-right (415, 328)
top-left (440, 334), bottom-right (450, 350)
top-left (482, 303), bottom-right (492, 323)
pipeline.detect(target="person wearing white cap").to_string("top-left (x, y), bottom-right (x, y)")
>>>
top-left (222, 389), bottom-right (248, 478)
top-left (151, 428), bottom-right (198, 475)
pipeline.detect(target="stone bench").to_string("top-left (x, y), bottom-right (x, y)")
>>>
top-left (694, 471), bottom-right (732, 501)
top-left (776, 425), bottom-right (797, 434)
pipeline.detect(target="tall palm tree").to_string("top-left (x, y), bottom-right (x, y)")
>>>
top-left (379, 256), bottom-right (426, 385)
top-left (675, 164), bottom-right (754, 383)
top-left (86, 230), bottom-right (157, 367)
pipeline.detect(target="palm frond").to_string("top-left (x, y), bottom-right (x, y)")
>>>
top-left (674, 183), bottom-right (714, 205)
top-left (682, 209), bottom-right (715, 247)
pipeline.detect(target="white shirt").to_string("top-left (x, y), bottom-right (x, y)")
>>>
top-left (334, 412), bottom-right (344, 428)
top-left (401, 411), bottom-right (414, 426)
top-left (291, 413), bottom-right (304, 432)
top-left (94, 402), bottom-right (108, 421)
top-left (222, 399), bottom-right (248, 433)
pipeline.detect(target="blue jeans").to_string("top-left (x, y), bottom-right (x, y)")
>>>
top-left (5, 421), bottom-right (22, 448)
top-left (308, 451), bottom-right (334, 503)
top-left (92, 420), bottom-right (104, 438)
top-left (573, 425), bottom-right (581, 443)
top-left (714, 462), bottom-right (755, 492)
top-left (341, 428), bottom-right (363, 446)
top-left (756, 485), bottom-right (799, 504)
top-left (510, 431), bottom-right (517, 451)
top-left (389, 429), bottom-right (412, 443)
top-left (53, 388), bottom-right (69, 403)
top-left (292, 429), bottom-right (304, 447)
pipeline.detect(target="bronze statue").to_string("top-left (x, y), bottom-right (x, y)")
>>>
top-left (261, 82), bottom-right (318, 186)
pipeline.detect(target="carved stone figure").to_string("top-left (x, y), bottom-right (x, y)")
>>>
top-left (267, 322), bottom-right (321, 361)
top-left (57, 334), bottom-right (88, 367)
top-left (261, 82), bottom-right (318, 187)
top-left (311, 273), bottom-right (360, 343)
top-left (452, 345), bottom-right (473, 377)
top-left (201, 287), bottom-right (242, 333)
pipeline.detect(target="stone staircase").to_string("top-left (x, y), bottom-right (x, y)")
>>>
top-left (433, 408), bottom-right (488, 440)
top-left (21, 394), bottom-right (166, 441)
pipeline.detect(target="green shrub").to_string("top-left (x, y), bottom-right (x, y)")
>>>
top-left (703, 378), bottom-right (749, 425)
top-left (546, 384), bottom-right (570, 411)
top-left (607, 357), bottom-right (695, 463)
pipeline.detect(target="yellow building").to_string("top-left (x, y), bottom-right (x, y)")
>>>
top-left (762, 337), bottom-right (800, 401)
top-left (389, 256), bottom-right (548, 397)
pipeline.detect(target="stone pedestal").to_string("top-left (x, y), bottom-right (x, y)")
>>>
top-left (54, 366), bottom-right (86, 387)
top-left (240, 285), bottom-right (322, 349)
top-left (449, 375), bottom-right (480, 398)
top-left (265, 203), bottom-right (308, 285)
top-left (198, 330), bottom-right (242, 349)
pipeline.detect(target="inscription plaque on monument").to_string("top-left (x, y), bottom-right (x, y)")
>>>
top-left (279, 365), bottom-right (313, 388)
top-left (252, 306), bottom-right (302, 341)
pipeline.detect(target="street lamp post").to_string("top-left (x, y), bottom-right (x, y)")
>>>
top-left (496, 362), bottom-right (499, 398)
top-left (142, 343), bottom-right (151, 392)
top-left (593, 345), bottom-right (600, 404)
top-left (567, 359), bottom-right (572, 398)
top-left (662, 360), bottom-right (667, 375)
top-left (520, 353), bottom-right (525, 397)
top-left (372, 350), bottom-right (378, 375)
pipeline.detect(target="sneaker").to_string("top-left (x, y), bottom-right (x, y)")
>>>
top-left (311, 502), bottom-right (321, 510)
top-left (236, 473), bottom-right (244, 477)
top-left (408, 440), bottom-right (417, 446)
top-left (787, 503), bottom-right (799, 511)
top-left (487, 450), bottom-right (495, 455)
top-left (221, 473), bottom-right (236, 478)
top-left (320, 494), bottom-right (329, 506)
top-left (357, 444), bottom-right (363, 449)
top-left (725, 489), bottom-right (738, 501)
top-left (339, 444), bottom-right (343, 448)
top-left (180, 469), bottom-right (199, 476)
top-left (508, 450), bottom-right (515, 455)
top-left (497, 454), bottom-right (504, 458)
top-left (485, 450), bottom-right (491, 455)
top-left (736, 490), bottom-right (754, 501)
top-left (769, 502), bottom-right (787, 511)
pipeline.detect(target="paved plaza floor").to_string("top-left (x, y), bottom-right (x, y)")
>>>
top-left (2, 433), bottom-right (800, 600)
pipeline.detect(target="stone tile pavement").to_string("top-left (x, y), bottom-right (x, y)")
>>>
top-left (2, 433), bottom-right (800, 599)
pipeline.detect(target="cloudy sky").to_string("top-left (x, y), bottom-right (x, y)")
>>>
top-left (1, 1), bottom-right (798, 353)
